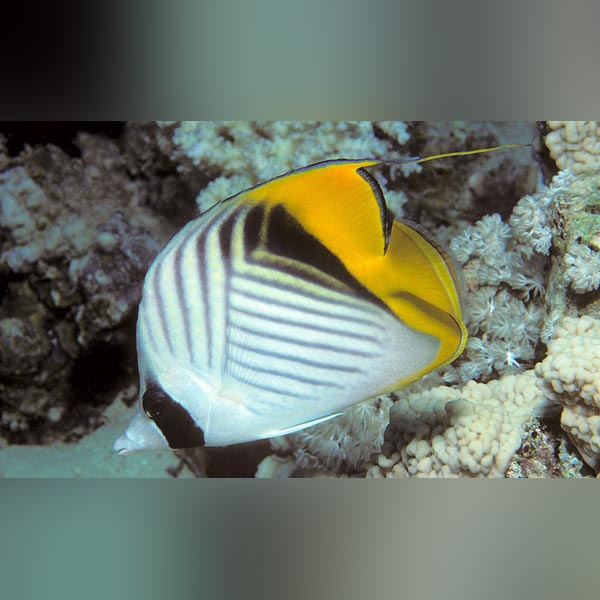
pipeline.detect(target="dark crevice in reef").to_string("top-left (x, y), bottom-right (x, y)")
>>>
top-left (141, 170), bottom-right (203, 229)
top-left (535, 121), bottom-right (560, 185)
top-left (540, 415), bottom-right (596, 478)
top-left (70, 312), bottom-right (138, 399)
top-left (0, 122), bottom-right (126, 157)
top-left (69, 342), bottom-right (135, 407)
top-left (186, 442), bottom-right (273, 478)
top-left (59, 346), bottom-right (136, 443)
top-left (4, 329), bottom-right (138, 446)
top-left (58, 315), bottom-right (139, 443)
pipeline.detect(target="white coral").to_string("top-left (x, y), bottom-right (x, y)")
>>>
top-left (564, 243), bottom-right (600, 293)
top-left (367, 371), bottom-right (549, 478)
top-left (160, 121), bottom-right (411, 214)
top-left (509, 193), bottom-right (553, 256)
top-left (0, 167), bottom-right (100, 272)
top-left (535, 316), bottom-right (600, 469)
top-left (448, 210), bottom-right (546, 381)
top-left (545, 121), bottom-right (600, 174)
top-left (285, 396), bottom-right (393, 472)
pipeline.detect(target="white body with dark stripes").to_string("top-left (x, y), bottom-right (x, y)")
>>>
top-left (114, 197), bottom-right (440, 454)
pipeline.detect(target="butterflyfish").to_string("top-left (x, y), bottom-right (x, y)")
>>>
top-left (114, 144), bottom-right (527, 455)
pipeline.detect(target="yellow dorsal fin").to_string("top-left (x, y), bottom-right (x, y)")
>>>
top-left (239, 144), bottom-right (530, 264)
top-left (241, 159), bottom-right (385, 259)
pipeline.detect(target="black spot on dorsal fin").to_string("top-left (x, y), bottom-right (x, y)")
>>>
top-left (356, 167), bottom-right (391, 252)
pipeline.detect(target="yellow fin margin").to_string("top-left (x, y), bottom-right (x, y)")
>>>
top-left (366, 221), bottom-right (468, 392)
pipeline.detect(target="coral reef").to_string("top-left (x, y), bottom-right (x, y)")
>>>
top-left (4, 120), bottom-right (598, 478)
top-left (364, 166), bottom-right (600, 478)
top-left (545, 121), bottom-right (600, 174)
top-left (271, 396), bottom-right (393, 476)
top-left (258, 128), bottom-right (600, 478)
top-left (0, 130), bottom-right (174, 443)
top-left (529, 169), bottom-right (600, 341)
top-left (366, 311), bottom-right (600, 478)
top-left (159, 121), bottom-right (414, 216)
top-left (159, 121), bottom-right (537, 223)
top-left (505, 417), bottom-right (588, 478)
top-left (536, 316), bottom-right (600, 471)
top-left (366, 371), bottom-right (549, 478)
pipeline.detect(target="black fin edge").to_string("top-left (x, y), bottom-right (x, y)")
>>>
top-left (356, 167), bottom-right (391, 252)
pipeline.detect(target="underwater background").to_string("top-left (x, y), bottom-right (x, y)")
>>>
top-left (1, 120), bottom-right (599, 478)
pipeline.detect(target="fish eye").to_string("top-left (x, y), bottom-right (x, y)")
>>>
top-left (142, 387), bottom-right (170, 420)
top-left (146, 398), bottom-right (164, 419)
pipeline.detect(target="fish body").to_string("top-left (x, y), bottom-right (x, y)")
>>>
top-left (114, 148), bottom-right (522, 455)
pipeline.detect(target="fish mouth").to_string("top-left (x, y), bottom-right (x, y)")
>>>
top-left (113, 412), bottom-right (169, 455)
top-left (113, 433), bottom-right (136, 456)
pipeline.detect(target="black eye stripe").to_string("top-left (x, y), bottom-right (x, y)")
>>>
top-left (142, 383), bottom-right (205, 449)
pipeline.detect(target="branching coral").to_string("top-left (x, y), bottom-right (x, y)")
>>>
top-left (545, 121), bottom-right (600, 174)
top-left (529, 169), bottom-right (600, 341)
top-left (286, 396), bottom-right (393, 473)
top-left (255, 396), bottom-right (393, 476)
top-left (465, 168), bottom-right (600, 347)
top-left (365, 168), bottom-right (600, 478)
top-left (509, 192), bottom-right (553, 256)
top-left (159, 121), bottom-right (412, 215)
top-left (439, 212), bottom-right (547, 384)
top-left (564, 243), bottom-right (600, 293)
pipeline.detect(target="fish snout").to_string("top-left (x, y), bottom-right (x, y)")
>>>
top-left (113, 411), bottom-right (169, 455)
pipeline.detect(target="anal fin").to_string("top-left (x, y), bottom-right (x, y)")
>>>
top-left (265, 412), bottom-right (345, 438)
